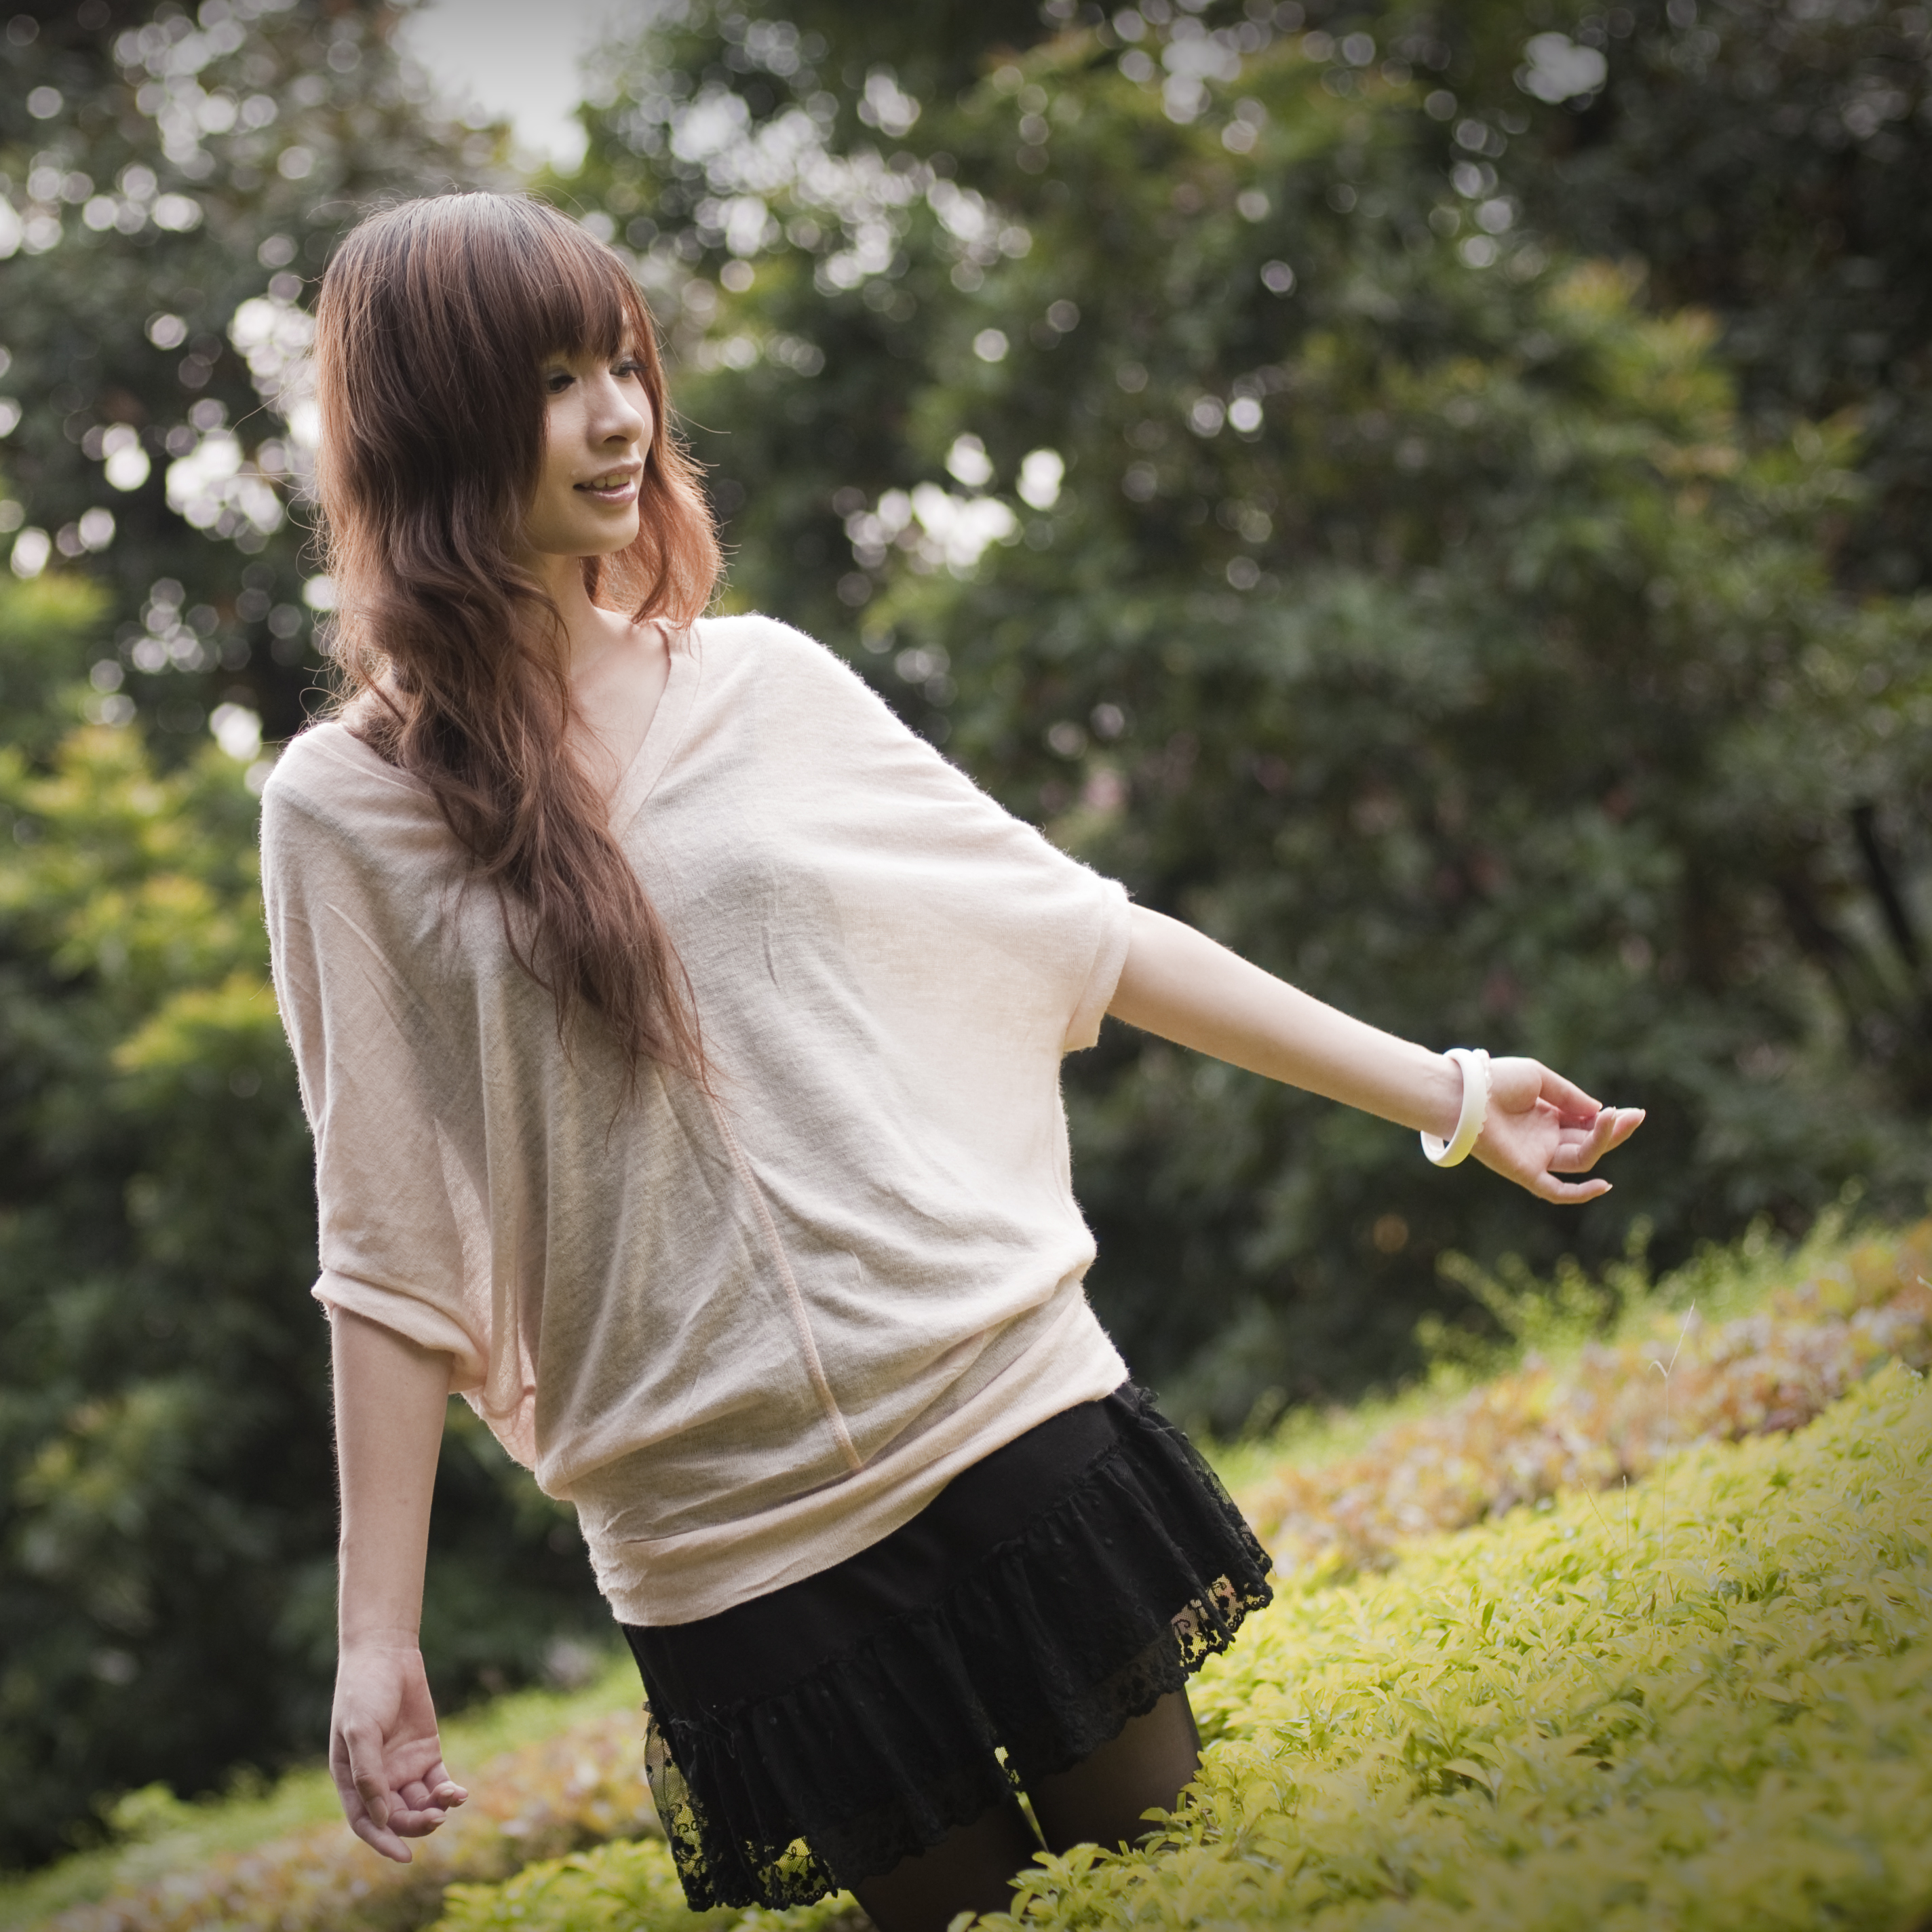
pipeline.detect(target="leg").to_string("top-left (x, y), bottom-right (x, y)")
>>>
top-left (1025, 1689), bottom-right (1201, 1857)
top-left (849, 1795), bottom-right (1041, 1932)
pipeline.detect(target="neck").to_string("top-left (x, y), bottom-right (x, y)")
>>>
top-left (524, 549), bottom-right (617, 676)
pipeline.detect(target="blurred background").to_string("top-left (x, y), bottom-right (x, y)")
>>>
top-left (2, 0), bottom-right (1929, 1876)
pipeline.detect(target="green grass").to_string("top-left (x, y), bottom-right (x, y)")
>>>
top-left (0, 1653), bottom-right (639, 1929)
top-left (8, 1206), bottom-right (1926, 1932)
top-left (1205, 1205), bottom-right (1827, 1496)
top-left (433, 1361), bottom-right (1932, 1931)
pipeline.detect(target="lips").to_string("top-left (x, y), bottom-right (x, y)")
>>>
top-left (575, 467), bottom-right (641, 501)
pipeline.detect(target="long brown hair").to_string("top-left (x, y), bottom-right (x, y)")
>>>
top-left (313, 193), bottom-right (720, 1088)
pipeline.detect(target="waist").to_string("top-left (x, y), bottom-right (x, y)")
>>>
top-left (575, 1289), bottom-right (1129, 1625)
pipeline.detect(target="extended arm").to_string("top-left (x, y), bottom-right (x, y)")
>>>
top-left (329, 1307), bottom-right (468, 1860)
top-left (1106, 906), bottom-right (1641, 1201)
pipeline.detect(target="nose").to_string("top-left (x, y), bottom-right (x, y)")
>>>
top-left (583, 367), bottom-right (649, 451)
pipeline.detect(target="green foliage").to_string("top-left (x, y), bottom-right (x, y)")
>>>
top-left (434, 1839), bottom-right (866, 1932)
top-left (0, 573), bottom-right (111, 760)
top-left (1469, 0), bottom-right (1932, 598)
top-left (575, 1), bottom-right (1932, 1425)
top-left (423, 1360), bottom-right (1932, 1932)
top-left (0, 1659), bottom-right (637, 1931)
top-left (7, 1659), bottom-right (651, 1932)
top-left (0, 580), bottom-right (606, 1870)
top-left (1240, 1215), bottom-right (1932, 1582)
top-left (0, 1), bottom-right (497, 748)
top-left (1010, 1361), bottom-right (1932, 1931)
top-left (11, 1215), bottom-right (1927, 1931)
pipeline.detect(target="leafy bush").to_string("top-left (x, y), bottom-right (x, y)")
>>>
top-left (37, 1697), bottom-right (655, 1932)
top-left (434, 1840), bottom-right (866, 1932)
top-left (1009, 1359), bottom-right (1932, 1930)
top-left (0, 634), bottom-right (607, 1866)
top-left (1239, 1217), bottom-right (1932, 1580)
top-left (15, 1219), bottom-right (1929, 1931)
top-left (426, 1360), bottom-right (1932, 1932)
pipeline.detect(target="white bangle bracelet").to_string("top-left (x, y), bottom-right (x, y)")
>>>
top-left (1421, 1048), bottom-right (1490, 1167)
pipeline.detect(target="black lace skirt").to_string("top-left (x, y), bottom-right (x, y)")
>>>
top-left (620, 1383), bottom-right (1273, 1911)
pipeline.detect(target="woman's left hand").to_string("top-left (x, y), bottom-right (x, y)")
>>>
top-left (1474, 1057), bottom-right (1644, 1203)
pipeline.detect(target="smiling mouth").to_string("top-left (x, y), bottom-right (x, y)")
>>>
top-left (576, 469), bottom-right (640, 499)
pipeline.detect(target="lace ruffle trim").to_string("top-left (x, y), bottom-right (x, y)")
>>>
top-left (642, 1393), bottom-right (1273, 1910)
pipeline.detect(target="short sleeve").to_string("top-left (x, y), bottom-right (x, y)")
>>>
top-left (1063, 877), bottom-right (1132, 1052)
top-left (260, 751), bottom-right (491, 1397)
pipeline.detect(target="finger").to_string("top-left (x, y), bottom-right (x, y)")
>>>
top-left (387, 1787), bottom-right (449, 1833)
top-left (417, 1754), bottom-right (467, 1809)
top-left (1550, 1110), bottom-right (1621, 1172)
top-left (1572, 1106), bottom-right (1644, 1166)
top-left (385, 1804), bottom-right (449, 1837)
top-left (1534, 1172), bottom-right (1612, 1204)
top-left (1560, 1104), bottom-right (1648, 1171)
top-left (355, 1779), bottom-right (391, 1833)
top-left (1535, 1067), bottom-right (1604, 1124)
top-left (342, 1722), bottom-right (393, 1833)
top-left (349, 1812), bottom-right (414, 1863)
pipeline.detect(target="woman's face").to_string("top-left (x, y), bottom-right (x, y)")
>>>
top-left (520, 341), bottom-right (657, 566)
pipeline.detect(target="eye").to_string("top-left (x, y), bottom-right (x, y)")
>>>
top-left (544, 368), bottom-right (574, 394)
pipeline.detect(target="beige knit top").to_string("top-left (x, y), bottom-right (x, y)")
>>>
top-left (261, 615), bottom-right (1133, 1625)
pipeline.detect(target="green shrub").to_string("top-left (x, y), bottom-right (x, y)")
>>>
top-left (427, 1362), bottom-right (1932, 1931)
top-left (0, 708), bottom-right (608, 1866)
top-left (20, 1223), bottom-right (1929, 1931)
top-left (433, 1838), bottom-right (866, 1932)
top-left (1237, 1216), bottom-right (1932, 1581)
top-left (1008, 1361), bottom-right (1932, 1930)
top-left (33, 1693), bottom-right (654, 1932)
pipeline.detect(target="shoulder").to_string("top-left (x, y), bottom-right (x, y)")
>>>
top-left (259, 720), bottom-right (442, 884)
top-left (690, 613), bottom-right (911, 759)
top-left (265, 718), bottom-right (404, 803)
top-left (694, 613), bottom-right (880, 703)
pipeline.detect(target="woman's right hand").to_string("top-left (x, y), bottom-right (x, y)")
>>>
top-left (329, 1638), bottom-right (468, 1861)
top-left (1469, 1056), bottom-right (1642, 1202)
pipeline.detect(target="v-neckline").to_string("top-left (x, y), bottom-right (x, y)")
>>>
top-left (608, 621), bottom-right (701, 840)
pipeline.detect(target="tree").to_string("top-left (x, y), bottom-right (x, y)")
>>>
top-left (570, 0), bottom-right (1932, 1424)
top-left (0, 0), bottom-right (503, 752)
top-left (0, 573), bottom-right (612, 1866)
top-left (0, 1), bottom-right (611, 1861)
top-left (1458, 0), bottom-right (1932, 599)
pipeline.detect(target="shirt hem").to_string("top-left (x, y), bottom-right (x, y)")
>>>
top-left (594, 1293), bottom-right (1128, 1626)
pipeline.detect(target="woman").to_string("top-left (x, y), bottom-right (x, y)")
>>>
top-left (263, 193), bottom-right (1640, 1932)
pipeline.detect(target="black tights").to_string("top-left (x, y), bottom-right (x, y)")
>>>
top-left (849, 1690), bottom-right (1202, 1932)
